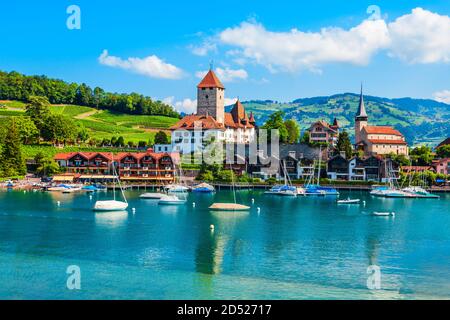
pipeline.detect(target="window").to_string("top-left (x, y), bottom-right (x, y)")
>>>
top-left (205, 95), bottom-right (209, 99)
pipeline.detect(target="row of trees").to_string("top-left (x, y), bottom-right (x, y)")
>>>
top-left (0, 71), bottom-right (180, 117)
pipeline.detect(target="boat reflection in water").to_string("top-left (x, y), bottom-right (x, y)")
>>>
top-left (94, 210), bottom-right (129, 226)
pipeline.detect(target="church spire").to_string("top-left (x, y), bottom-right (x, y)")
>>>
top-left (356, 82), bottom-right (367, 119)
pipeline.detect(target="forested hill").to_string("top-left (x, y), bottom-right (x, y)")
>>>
top-left (238, 94), bottom-right (450, 146)
top-left (0, 70), bottom-right (180, 118)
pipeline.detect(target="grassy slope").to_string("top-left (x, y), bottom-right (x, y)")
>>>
top-left (0, 100), bottom-right (178, 143)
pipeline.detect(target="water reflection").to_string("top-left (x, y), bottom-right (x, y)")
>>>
top-left (95, 211), bottom-right (129, 227)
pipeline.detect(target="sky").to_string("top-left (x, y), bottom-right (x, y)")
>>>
top-left (0, 0), bottom-right (450, 113)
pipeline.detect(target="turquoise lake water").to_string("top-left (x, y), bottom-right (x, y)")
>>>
top-left (0, 189), bottom-right (449, 299)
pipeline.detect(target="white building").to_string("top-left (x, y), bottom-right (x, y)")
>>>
top-left (170, 69), bottom-right (256, 154)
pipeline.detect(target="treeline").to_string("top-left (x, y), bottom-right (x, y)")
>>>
top-left (0, 71), bottom-right (180, 118)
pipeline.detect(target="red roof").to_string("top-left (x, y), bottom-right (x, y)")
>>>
top-left (249, 112), bottom-right (255, 123)
top-left (437, 137), bottom-right (450, 148)
top-left (368, 139), bottom-right (407, 145)
top-left (54, 151), bottom-right (179, 163)
top-left (197, 70), bottom-right (224, 89)
top-left (363, 126), bottom-right (403, 136)
top-left (170, 114), bottom-right (226, 130)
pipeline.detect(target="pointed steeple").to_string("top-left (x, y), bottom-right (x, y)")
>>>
top-left (197, 69), bottom-right (225, 89)
top-left (356, 83), bottom-right (368, 119)
top-left (249, 112), bottom-right (255, 124)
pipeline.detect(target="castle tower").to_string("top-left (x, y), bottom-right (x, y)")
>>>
top-left (197, 69), bottom-right (225, 124)
top-left (355, 84), bottom-right (368, 144)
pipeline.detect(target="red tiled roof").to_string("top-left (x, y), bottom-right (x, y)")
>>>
top-left (368, 139), bottom-right (407, 145)
top-left (54, 151), bottom-right (179, 163)
top-left (311, 120), bottom-right (337, 133)
top-left (197, 70), bottom-right (224, 89)
top-left (400, 166), bottom-right (433, 172)
top-left (437, 137), bottom-right (450, 148)
top-left (249, 112), bottom-right (255, 123)
top-left (363, 126), bottom-right (403, 136)
top-left (170, 114), bottom-right (226, 130)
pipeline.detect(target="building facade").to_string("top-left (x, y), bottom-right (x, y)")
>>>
top-left (354, 85), bottom-right (408, 156)
top-left (54, 151), bottom-right (179, 183)
top-left (309, 119), bottom-right (340, 146)
top-left (170, 69), bottom-right (256, 154)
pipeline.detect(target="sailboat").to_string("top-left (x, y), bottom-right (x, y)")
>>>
top-left (304, 146), bottom-right (339, 196)
top-left (93, 154), bottom-right (128, 211)
top-left (209, 165), bottom-right (250, 211)
top-left (158, 164), bottom-right (187, 205)
top-left (401, 166), bottom-right (439, 198)
top-left (264, 160), bottom-right (297, 196)
top-left (373, 159), bottom-right (413, 198)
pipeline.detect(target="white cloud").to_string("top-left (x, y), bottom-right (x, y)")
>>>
top-left (209, 8), bottom-right (450, 73)
top-left (388, 8), bottom-right (450, 64)
top-left (163, 97), bottom-right (197, 114)
top-left (195, 67), bottom-right (248, 82)
top-left (189, 41), bottom-right (217, 56)
top-left (219, 19), bottom-right (390, 72)
top-left (433, 90), bottom-right (450, 104)
top-left (98, 50), bottom-right (184, 79)
top-left (224, 97), bottom-right (238, 106)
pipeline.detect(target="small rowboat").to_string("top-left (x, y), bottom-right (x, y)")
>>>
top-left (337, 198), bottom-right (360, 204)
top-left (372, 211), bottom-right (395, 217)
top-left (209, 203), bottom-right (250, 211)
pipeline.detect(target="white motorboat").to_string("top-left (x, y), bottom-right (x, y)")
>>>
top-left (158, 194), bottom-right (187, 205)
top-left (94, 200), bottom-right (129, 211)
top-left (264, 161), bottom-right (297, 197)
top-left (372, 211), bottom-right (395, 217)
top-left (337, 198), bottom-right (360, 204)
top-left (165, 184), bottom-right (189, 193)
top-left (140, 192), bottom-right (166, 199)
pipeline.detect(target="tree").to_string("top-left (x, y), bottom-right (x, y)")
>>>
top-left (0, 118), bottom-right (26, 177)
top-left (154, 131), bottom-right (169, 144)
top-left (284, 118), bottom-right (300, 144)
top-left (436, 145), bottom-right (450, 158)
top-left (300, 131), bottom-right (311, 145)
top-left (410, 146), bottom-right (433, 165)
top-left (335, 131), bottom-right (353, 159)
top-left (25, 95), bottom-right (51, 136)
top-left (262, 111), bottom-right (288, 143)
top-left (76, 123), bottom-right (89, 143)
top-left (10, 116), bottom-right (39, 144)
top-left (115, 136), bottom-right (125, 147)
top-left (41, 114), bottom-right (77, 144)
top-left (34, 152), bottom-right (59, 176)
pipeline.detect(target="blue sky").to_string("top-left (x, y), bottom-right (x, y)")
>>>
top-left (1, 1), bottom-right (450, 113)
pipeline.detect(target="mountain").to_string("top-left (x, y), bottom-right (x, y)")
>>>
top-left (232, 94), bottom-right (450, 147)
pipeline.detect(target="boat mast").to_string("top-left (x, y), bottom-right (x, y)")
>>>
top-left (317, 145), bottom-right (322, 185)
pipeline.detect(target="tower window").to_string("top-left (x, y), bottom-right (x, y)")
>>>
top-left (205, 95), bottom-right (209, 99)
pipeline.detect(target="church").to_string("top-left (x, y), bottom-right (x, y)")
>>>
top-left (170, 69), bottom-right (256, 154)
top-left (354, 86), bottom-right (408, 156)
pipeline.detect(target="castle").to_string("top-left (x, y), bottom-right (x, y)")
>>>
top-left (170, 69), bottom-right (256, 153)
top-left (354, 86), bottom-right (408, 156)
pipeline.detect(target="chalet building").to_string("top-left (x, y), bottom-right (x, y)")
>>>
top-left (327, 154), bottom-right (398, 182)
top-left (308, 119), bottom-right (339, 146)
top-left (170, 69), bottom-right (256, 154)
top-left (54, 150), bottom-right (179, 183)
top-left (354, 85), bottom-right (408, 156)
top-left (248, 143), bottom-right (324, 180)
top-left (432, 158), bottom-right (450, 175)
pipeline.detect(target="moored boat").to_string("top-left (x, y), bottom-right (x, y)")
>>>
top-left (94, 200), bottom-right (129, 211)
top-left (337, 198), bottom-right (360, 204)
top-left (372, 211), bottom-right (395, 217)
top-left (192, 183), bottom-right (215, 193)
top-left (158, 194), bottom-right (187, 205)
top-left (140, 192), bottom-right (166, 199)
top-left (209, 203), bottom-right (250, 211)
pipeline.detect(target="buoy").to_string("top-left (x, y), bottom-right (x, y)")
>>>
top-left (192, 202), bottom-right (196, 208)
top-left (257, 207), bottom-right (261, 213)
top-left (57, 201), bottom-right (61, 207)
top-left (251, 198), bottom-right (255, 204)
top-left (23, 190), bottom-right (26, 194)
top-left (363, 200), bottom-right (366, 206)
top-left (210, 224), bottom-right (214, 231)
top-left (132, 208), bottom-right (136, 214)
top-left (89, 195), bottom-right (93, 200)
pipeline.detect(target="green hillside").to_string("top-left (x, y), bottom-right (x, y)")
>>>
top-left (0, 100), bottom-right (178, 143)
top-left (238, 94), bottom-right (450, 146)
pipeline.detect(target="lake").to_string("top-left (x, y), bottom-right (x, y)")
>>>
top-left (0, 189), bottom-right (449, 299)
